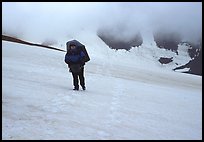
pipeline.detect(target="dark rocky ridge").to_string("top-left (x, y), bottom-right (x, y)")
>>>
top-left (97, 29), bottom-right (202, 76)
top-left (97, 29), bottom-right (143, 51)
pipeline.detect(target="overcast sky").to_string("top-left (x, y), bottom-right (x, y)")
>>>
top-left (2, 2), bottom-right (202, 44)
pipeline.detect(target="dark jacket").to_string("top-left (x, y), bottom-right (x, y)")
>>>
top-left (65, 48), bottom-right (85, 66)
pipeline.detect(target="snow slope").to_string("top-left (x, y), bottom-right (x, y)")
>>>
top-left (54, 30), bottom-right (193, 72)
top-left (2, 40), bottom-right (202, 140)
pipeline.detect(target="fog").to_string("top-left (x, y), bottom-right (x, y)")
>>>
top-left (2, 2), bottom-right (202, 44)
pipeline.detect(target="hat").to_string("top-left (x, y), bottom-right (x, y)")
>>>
top-left (70, 43), bottom-right (75, 46)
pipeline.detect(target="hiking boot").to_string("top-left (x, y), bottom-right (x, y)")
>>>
top-left (82, 86), bottom-right (86, 90)
top-left (73, 87), bottom-right (79, 91)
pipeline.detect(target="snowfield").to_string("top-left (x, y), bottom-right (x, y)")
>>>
top-left (2, 40), bottom-right (202, 140)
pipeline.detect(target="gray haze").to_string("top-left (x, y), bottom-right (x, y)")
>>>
top-left (2, 2), bottom-right (202, 44)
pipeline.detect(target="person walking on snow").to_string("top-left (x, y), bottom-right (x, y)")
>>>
top-left (65, 41), bottom-right (88, 91)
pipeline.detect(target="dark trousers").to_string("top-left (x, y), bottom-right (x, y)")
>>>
top-left (71, 67), bottom-right (85, 89)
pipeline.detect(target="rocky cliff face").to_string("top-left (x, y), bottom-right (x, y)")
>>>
top-left (153, 32), bottom-right (202, 76)
top-left (97, 27), bottom-right (143, 51)
top-left (96, 29), bottom-right (202, 76)
top-left (153, 32), bottom-right (182, 54)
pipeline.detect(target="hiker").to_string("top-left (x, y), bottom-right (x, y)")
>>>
top-left (64, 40), bottom-right (90, 90)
